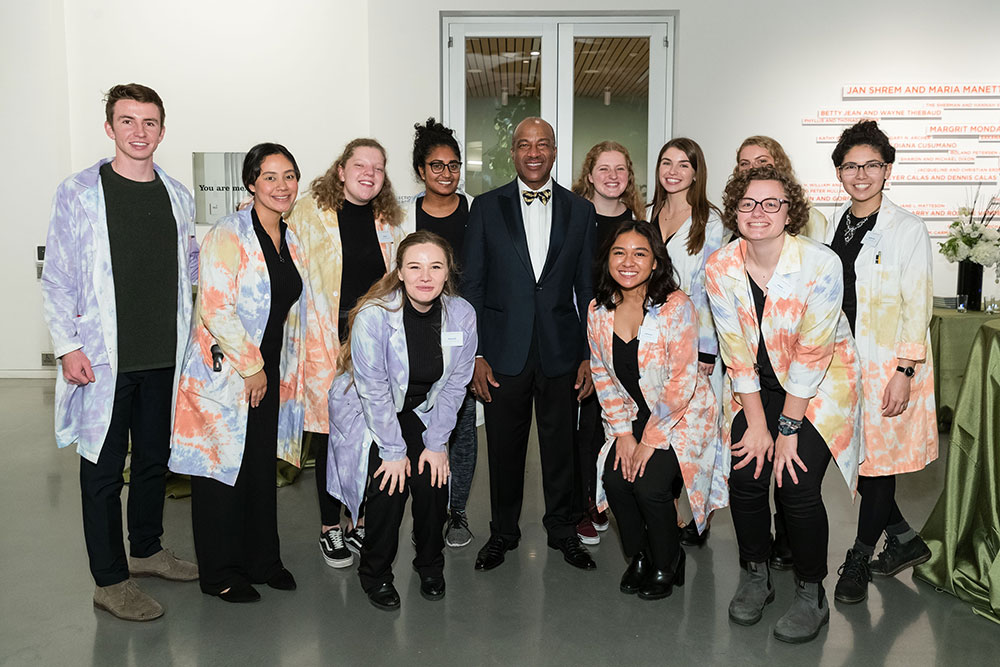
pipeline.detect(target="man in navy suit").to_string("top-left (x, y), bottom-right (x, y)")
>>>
top-left (462, 117), bottom-right (596, 571)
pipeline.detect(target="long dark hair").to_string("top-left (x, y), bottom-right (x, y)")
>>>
top-left (648, 138), bottom-right (721, 255)
top-left (594, 220), bottom-right (679, 311)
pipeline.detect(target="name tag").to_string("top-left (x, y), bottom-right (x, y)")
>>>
top-left (441, 331), bottom-right (464, 347)
top-left (862, 231), bottom-right (882, 247)
top-left (767, 274), bottom-right (793, 300)
top-left (376, 229), bottom-right (394, 244)
top-left (638, 324), bottom-right (658, 343)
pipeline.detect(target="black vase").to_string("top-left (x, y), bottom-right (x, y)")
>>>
top-left (956, 260), bottom-right (984, 311)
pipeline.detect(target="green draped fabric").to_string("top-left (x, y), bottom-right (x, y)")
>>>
top-left (915, 320), bottom-right (1000, 622)
top-left (930, 308), bottom-right (1000, 430)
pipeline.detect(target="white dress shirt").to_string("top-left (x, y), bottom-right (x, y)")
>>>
top-left (517, 177), bottom-right (553, 281)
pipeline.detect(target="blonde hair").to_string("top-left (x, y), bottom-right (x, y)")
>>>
top-left (308, 138), bottom-right (402, 226)
top-left (571, 141), bottom-right (645, 220)
top-left (732, 136), bottom-right (795, 179)
top-left (336, 231), bottom-right (458, 378)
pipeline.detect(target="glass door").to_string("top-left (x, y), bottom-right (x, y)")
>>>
top-left (443, 16), bottom-right (673, 198)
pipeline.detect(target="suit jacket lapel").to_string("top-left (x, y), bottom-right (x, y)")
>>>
top-left (539, 183), bottom-right (568, 281)
top-left (500, 182), bottom-right (534, 278)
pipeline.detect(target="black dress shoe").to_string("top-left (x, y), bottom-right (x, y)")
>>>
top-left (266, 568), bottom-right (297, 591)
top-left (620, 552), bottom-right (649, 594)
top-left (418, 575), bottom-right (446, 601)
top-left (548, 536), bottom-right (596, 570)
top-left (367, 582), bottom-right (400, 611)
top-left (680, 522), bottom-right (709, 547)
top-left (769, 535), bottom-right (794, 571)
top-left (639, 549), bottom-right (686, 600)
top-left (475, 535), bottom-right (516, 571)
top-left (216, 582), bottom-right (261, 603)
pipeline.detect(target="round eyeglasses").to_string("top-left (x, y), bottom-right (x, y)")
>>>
top-left (737, 197), bottom-right (788, 213)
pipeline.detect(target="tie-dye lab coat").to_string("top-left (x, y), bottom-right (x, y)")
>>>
top-left (706, 234), bottom-right (864, 495)
top-left (826, 196), bottom-right (938, 476)
top-left (169, 208), bottom-right (316, 486)
top-left (41, 159), bottom-right (198, 463)
top-left (286, 194), bottom-right (404, 433)
top-left (326, 293), bottom-right (477, 519)
top-left (588, 292), bottom-right (729, 533)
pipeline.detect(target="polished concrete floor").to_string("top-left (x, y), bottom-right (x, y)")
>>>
top-left (1, 378), bottom-right (998, 666)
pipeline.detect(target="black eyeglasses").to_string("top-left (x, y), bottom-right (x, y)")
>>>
top-left (427, 161), bottom-right (462, 174)
top-left (737, 197), bottom-right (788, 213)
top-left (837, 161), bottom-right (887, 177)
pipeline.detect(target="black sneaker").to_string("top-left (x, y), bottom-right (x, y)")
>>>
top-left (870, 533), bottom-right (932, 577)
top-left (834, 549), bottom-right (871, 604)
top-left (345, 526), bottom-right (366, 555)
top-left (319, 526), bottom-right (353, 568)
top-left (445, 510), bottom-right (474, 548)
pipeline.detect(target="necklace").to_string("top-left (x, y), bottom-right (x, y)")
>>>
top-left (842, 208), bottom-right (877, 244)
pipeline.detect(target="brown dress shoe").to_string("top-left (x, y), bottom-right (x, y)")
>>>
top-left (129, 548), bottom-right (199, 581)
top-left (93, 579), bottom-right (164, 621)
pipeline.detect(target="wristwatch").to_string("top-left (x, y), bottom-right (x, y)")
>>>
top-left (896, 365), bottom-right (915, 378)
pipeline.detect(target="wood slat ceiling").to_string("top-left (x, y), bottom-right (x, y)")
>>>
top-left (464, 37), bottom-right (650, 100)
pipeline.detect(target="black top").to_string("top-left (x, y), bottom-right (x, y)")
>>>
top-left (339, 200), bottom-right (386, 331)
top-left (100, 162), bottom-right (178, 373)
top-left (748, 274), bottom-right (784, 393)
top-left (613, 332), bottom-right (651, 439)
top-left (416, 196), bottom-right (469, 268)
top-left (401, 297), bottom-right (444, 412)
top-left (829, 209), bottom-right (879, 335)
top-left (593, 208), bottom-right (634, 260)
top-left (252, 209), bottom-right (303, 385)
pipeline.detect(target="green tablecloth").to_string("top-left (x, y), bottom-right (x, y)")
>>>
top-left (915, 320), bottom-right (1000, 622)
top-left (930, 308), bottom-right (1000, 430)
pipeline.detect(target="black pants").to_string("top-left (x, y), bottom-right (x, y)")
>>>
top-left (484, 333), bottom-right (580, 542)
top-left (576, 392), bottom-right (604, 509)
top-left (358, 411), bottom-right (448, 593)
top-left (312, 432), bottom-right (344, 526)
top-left (191, 382), bottom-right (283, 595)
top-left (80, 367), bottom-right (173, 587)
top-left (729, 387), bottom-right (832, 582)
top-left (603, 441), bottom-right (682, 571)
top-left (856, 475), bottom-right (905, 547)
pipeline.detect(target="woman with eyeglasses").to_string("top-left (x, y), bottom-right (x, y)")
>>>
top-left (826, 120), bottom-right (937, 606)
top-left (287, 138), bottom-right (404, 569)
top-left (733, 136), bottom-right (830, 242)
top-left (706, 165), bottom-right (862, 643)
top-left (647, 138), bottom-right (725, 547)
top-left (400, 118), bottom-right (477, 549)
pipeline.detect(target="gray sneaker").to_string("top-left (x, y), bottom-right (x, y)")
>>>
top-left (728, 560), bottom-right (774, 626)
top-left (93, 579), bottom-right (164, 622)
top-left (445, 510), bottom-right (474, 548)
top-left (129, 548), bottom-right (199, 581)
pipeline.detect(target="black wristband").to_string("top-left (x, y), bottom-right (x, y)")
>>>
top-left (777, 414), bottom-right (803, 436)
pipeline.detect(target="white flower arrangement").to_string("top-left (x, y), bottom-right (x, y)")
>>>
top-left (938, 191), bottom-right (1000, 275)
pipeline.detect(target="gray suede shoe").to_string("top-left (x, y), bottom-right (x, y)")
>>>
top-left (93, 579), bottom-right (164, 622)
top-left (773, 579), bottom-right (830, 644)
top-left (129, 548), bottom-right (199, 581)
top-left (728, 560), bottom-right (774, 626)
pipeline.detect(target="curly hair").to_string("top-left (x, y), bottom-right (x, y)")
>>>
top-left (831, 120), bottom-right (896, 167)
top-left (648, 138), bottom-right (721, 255)
top-left (571, 141), bottom-right (646, 221)
top-left (721, 165), bottom-right (810, 237)
top-left (412, 118), bottom-right (462, 179)
top-left (732, 136), bottom-right (795, 178)
top-left (336, 230), bottom-right (459, 378)
top-left (308, 138), bottom-right (402, 226)
top-left (593, 220), bottom-right (679, 311)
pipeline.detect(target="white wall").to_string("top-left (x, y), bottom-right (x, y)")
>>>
top-left (5, 0), bottom-right (1000, 374)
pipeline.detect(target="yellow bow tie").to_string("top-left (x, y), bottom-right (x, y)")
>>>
top-left (522, 189), bottom-right (552, 206)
